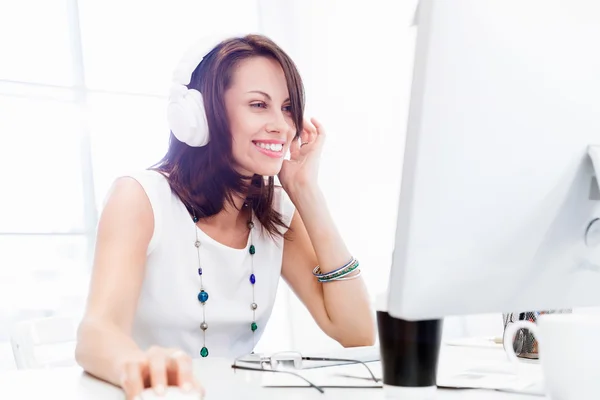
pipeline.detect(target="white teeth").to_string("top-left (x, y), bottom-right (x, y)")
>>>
top-left (256, 142), bottom-right (283, 152)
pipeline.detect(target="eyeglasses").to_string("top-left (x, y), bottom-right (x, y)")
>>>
top-left (231, 351), bottom-right (380, 393)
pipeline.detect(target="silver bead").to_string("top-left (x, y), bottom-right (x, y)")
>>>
top-left (247, 221), bottom-right (254, 229)
top-left (195, 240), bottom-right (201, 248)
top-left (251, 302), bottom-right (258, 310)
top-left (200, 322), bottom-right (208, 331)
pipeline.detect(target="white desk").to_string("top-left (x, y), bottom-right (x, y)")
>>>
top-left (0, 345), bottom-right (547, 399)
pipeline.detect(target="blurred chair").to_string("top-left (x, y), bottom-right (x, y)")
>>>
top-left (10, 316), bottom-right (78, 369)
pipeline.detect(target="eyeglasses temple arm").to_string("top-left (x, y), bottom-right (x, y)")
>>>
top-left (302, 357), bottom-right (380, 383)
top-left (230, 364), bottom-right (325, 393)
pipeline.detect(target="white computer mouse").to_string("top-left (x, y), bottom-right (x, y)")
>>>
top-left (139, 386), bottom-right (203, 399)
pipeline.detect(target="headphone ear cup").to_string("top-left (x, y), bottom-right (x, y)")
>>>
top-left (167, 85), bottom-right (210, 147)
top-left (186, 89), bottom-right (210, 147)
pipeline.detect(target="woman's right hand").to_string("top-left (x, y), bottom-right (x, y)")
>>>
top-left (119, 346), bottom-right (203, 399)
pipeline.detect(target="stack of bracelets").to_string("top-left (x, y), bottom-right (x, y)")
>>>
top-left (312, 257), bottom-right (361, 283)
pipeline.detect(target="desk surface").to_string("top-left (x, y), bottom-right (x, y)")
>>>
top-left (0, 345), bottom-right (546, 399)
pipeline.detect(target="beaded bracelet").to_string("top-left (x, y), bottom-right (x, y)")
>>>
top-left (333, 269), bottom-right (362, 281)
top-left (318, 261), bottom-right (359, 282)
top-left (312, 257), bottom-right (355, 278)
top-left (313, 258), bottom-right (360, 283)
top-left (319, 265), bottom-right (361, 283)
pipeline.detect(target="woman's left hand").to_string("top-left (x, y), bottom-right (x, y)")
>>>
top-left (278, 117), bottom-right (326, 193)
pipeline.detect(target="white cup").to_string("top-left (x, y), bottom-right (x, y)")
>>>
top-left (503, 313), bottom-right (600, 399)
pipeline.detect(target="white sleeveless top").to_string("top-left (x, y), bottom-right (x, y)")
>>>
top-left (119, 170), bottom-right (295, 359)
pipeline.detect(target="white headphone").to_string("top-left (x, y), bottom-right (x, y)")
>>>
top-left (167, 35), bottom-right (231, 147)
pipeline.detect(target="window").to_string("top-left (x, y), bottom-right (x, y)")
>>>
top-left (0, 95), bottom-right (84, 233)
top-left (0, 1), bottom-right (74, 86)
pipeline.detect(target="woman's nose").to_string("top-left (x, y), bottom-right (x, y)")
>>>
top-left (266, 110), bottom-right (290, 133)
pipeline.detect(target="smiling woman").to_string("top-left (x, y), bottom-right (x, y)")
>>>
top-left (74, 34), bottom-right (374, 400)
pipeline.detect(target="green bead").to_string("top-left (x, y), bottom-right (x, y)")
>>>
top-left (249, 245), bottom-right (256, 255)
top-left (200, 347), bottom-right (209, 357)
top-left (251, 322), bottom-right (258, 332)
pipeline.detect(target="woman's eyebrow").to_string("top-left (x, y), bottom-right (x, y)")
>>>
top-left (246, 90), bottom-right (271, 100)
top-left (246, 90), bottom-right (290, 103)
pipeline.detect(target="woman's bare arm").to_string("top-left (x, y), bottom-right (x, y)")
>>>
top-left (75, 177), bottom-right (152, 386)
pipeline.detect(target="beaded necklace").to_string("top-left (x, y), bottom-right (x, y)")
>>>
top-left (191, 203), bottom-right (258, 358)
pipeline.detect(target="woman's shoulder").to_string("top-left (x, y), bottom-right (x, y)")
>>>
top-left (109, 169), bottom-right (175, 255)
top-left (102, 169), bottom-right (173, 210)
top-left (121, 168), bottom-right (170, 186)
top-left (114, 169), bottom-right (172, 197)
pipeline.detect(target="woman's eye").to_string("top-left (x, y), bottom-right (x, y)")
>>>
top-left (250, 102), bottom-right (267, 109)
top-left (282, 105), bottom-right (292, 113)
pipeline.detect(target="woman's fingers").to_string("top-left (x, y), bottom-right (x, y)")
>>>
top-left (299, 117), bottom-right (326, 151)
top-left (302, 118), bottom-right (317, 144)
top-left (168, 350), bottom-right (198, 393)
top-left (121, 360), bottom-right (145, 400)
top-left (119, 347), bottom-right (203, 399)
top-left (310, 117), bottom-right (326, 144)
top-left (147, 348), bottom-right (168, 395)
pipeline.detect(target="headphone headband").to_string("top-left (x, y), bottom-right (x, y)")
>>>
top-left (171, 35), bottom-right (226, 86)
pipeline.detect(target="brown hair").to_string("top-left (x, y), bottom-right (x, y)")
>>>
top-left (152, 34), bottom-right (305, 238)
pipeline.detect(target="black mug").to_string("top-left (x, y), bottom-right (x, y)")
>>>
top-left (377, 311), bottom-right (443, 396)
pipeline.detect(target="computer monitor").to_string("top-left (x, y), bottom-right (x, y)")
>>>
top-left (388, 0), bottom-right (600, 321)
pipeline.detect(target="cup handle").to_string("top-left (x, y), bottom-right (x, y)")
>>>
top-left (502, 320), bottom-right (540, 363)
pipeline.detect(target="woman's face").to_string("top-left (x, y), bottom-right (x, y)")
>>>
top-left (224, 56), bottom-right (296, 177)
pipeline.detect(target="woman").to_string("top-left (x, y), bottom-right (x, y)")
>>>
top-left (75, 34), bottom-right (375, 399)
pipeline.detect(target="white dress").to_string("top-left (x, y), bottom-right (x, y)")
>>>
top-left (118, 170), bottom-right (295, 359)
